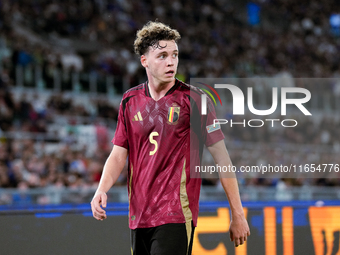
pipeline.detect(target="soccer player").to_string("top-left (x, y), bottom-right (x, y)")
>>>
top-left (91, 21), bottom-right (250, 255)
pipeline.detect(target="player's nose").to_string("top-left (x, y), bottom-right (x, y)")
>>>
top-left (167, 57), bottom-right (174, 66)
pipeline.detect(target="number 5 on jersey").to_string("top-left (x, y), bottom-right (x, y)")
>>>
top-left (149, 132), bottom-right (159, 156)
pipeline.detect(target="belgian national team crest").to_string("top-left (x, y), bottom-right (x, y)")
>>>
top-left (167, 106), bottom-right (180, 125)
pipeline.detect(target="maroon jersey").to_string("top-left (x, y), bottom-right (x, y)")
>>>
top-left (112, 79), bottom-right (224, 229)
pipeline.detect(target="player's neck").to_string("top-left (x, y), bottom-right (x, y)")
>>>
top-left (147, 78), bottom-right (175, 101)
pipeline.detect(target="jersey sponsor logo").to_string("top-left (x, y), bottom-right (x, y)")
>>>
top-left (206, 123), bottom-right (221, 133)
top-left (132, 111), bottom-right (143, 121)
top-left (167, 106), bottom-right (180, 124)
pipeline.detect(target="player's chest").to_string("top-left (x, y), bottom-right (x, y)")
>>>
top-left (125, 96), bottom-right (190, 136)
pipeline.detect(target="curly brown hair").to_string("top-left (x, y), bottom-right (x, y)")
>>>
top-left (134, 21), bottom-right (181, 56)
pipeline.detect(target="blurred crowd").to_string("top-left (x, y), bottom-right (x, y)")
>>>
top-left (0, 0), bottom-right (340, 196)
top-left (0, 87), bottom-right (122, 198)
top-left (0, 139), bottom-right (106, 189)
top-left (0, 88), bottom-right (118, 133)
top-left (0, 0), bottom-right (340, 88)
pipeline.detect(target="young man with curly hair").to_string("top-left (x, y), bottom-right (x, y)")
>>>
top-left (91, 21), bottom-right (250, 255)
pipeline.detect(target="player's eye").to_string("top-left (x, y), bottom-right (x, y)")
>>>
top-left (159, 54), bottom-right (166, 59)
top-left (173, 53), bottom-right (178, 58)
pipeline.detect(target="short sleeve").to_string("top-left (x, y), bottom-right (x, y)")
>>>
top-left (111, 99), bottom-right (128, 149)
top-left (204, 98), bottom-right (225, 147)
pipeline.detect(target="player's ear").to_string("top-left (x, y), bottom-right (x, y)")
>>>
top-left (141, 55), bottom-right (148, 68)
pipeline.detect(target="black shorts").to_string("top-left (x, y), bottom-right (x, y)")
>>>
top-left (130, 221), bottom-right (195, 255)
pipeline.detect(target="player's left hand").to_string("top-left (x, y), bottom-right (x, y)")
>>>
top-left (229, 214), bottom-right (250, 247)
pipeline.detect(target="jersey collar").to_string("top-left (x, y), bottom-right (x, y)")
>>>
top-left (144, 79), bottom-right (180, 98)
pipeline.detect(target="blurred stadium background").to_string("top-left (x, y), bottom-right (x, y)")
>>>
top-left (0, 0), bottom-right (340, 254)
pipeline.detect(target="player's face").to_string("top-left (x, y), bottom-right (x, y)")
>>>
top-left (142, 40), bottom-right (179, 85)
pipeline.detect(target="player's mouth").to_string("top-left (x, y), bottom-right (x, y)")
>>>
top-left (165, 70), bottom-right (175, 76)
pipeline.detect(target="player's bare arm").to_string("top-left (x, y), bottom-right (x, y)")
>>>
top-left (91, 145), bottom-right (128, 221)
top-left (207, 140), bottom-right (250, 247)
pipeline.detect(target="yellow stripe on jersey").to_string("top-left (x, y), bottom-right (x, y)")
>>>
top-left (179, 159), bottom-right (193, 253)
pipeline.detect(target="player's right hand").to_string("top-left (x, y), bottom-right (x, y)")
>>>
top-left (91, 191), bottom-right (107, 221)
